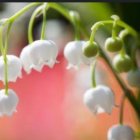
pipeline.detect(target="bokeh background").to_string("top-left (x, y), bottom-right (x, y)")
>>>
top-left (0, 2), bottom-right (140, 140)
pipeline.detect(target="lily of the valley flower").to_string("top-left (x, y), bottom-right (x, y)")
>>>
top-left (0, 55), bottom-right (22, 82)
top-left (83, 85), bottom-right (115, 114)
top-left (0, 89), bottom-right (19, 116)
top-left (64, 41), bottom-right (94, 69)
top-left (20, 40), bottom-right (58, 74)
top-left (107, 125), bottom-right (134, 140)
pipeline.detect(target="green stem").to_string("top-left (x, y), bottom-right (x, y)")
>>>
top-left (40, 3), bottom-right (48, 40)
top-left (112, 20), bottom-right (117, 39)
top-left (0, 27), bottom-right (8, 95)
top-left (69, 11), bottom-right (81, 40)
top-left (0, 3), bottom-right (42, 26)
top-left (111, 15), bottom-right (120, 39)
top-left (90, 61), bottom-right (97, 88)
top-left (48, 3), bottom-right (70, 21)
top-left (0, 27), bottom-right (4, 54)
top-left (90, 22), bottom-right (103, 43)
top-left (48, 3), bottom-right (89, 39)
top-left (119, 94), bottom-right (125, 125)
top-left (90, 20), bottom-right (138, 43)
top-left (28, 5), bottom-right (43, 43)
top-left (4, 22), bottom-right (13, 54)
top-left (49, 3), bottom-right (79, 40)
top-left (120, 47), bottom-right (126, 57)
top-left (4, 55), bottom-right (8, 95)
top-left (3, 22), bottom-right (13, 95)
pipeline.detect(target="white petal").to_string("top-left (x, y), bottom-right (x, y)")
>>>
top-left (20, 46), bottom-right (33, 74)
top-left (29, 40), bottom-right (58, 68)
top-left (83, 85), bottom-right (115, 115)
top-left (0, 89), bottom-right (19, 117)
top-left (0, 55), bottom-right (22, 82)
top-left (108, 125), bottom-right (134, 140)
top-left (64, 41), bottom-right (94, 68)
top-left (66, 63), bottom-right (79, 70)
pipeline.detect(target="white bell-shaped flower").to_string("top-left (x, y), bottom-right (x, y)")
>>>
top-left (0, 89), bottom-right (19, 116)
top-left (64, 41), bottom-right (94, 69)
top-left (0, 55), bottom-right (22, 82)
top-left (20, 46), bottom-right (43, 74)
top-left (127, 69), bottom-right (140, 88)
top-left (107, 125), bottom-right (134, 140)
top-left (83, 85), bottom-right (115, 114)
top-left (20, 40), bottom-right (58, 74)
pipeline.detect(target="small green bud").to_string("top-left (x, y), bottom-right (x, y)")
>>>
top-left (82, 41), bottom-right (98, 58)
top-left (105, 37), bottom-right (123, 52)
top-left (113, 54), bottom-right (133, 73)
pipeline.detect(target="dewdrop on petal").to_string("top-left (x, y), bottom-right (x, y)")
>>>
top-left (107, 125), bottom-right (134, 140)
top-left (0, 89), bottom-right (19, 117)
top-left (64, 41), bottom-right (94, 69)
top-left (83, 85), bottom-right (115, 115)
top-left (20, 40), bottom-right (58, 73)
top-left (0, 55), bottom-right (22, 82)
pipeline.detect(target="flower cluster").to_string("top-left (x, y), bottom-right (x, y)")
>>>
top-left (64, 41), bottom-right (95, 69)
top-left (0, 3), bottom-right (138, 140)
top-left (20, 40), bottom-right (58, 73)
top-left (69, 15), bottom-right (136, 140)
top-left (0, 40), bottom-right (58, 117)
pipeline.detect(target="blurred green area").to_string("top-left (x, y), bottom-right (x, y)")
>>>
top-left (0, 3), bottom-right (140, 31)
top-left (63, 3), bottom-right (140, 32)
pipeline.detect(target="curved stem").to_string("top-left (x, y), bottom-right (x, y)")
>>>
top-left (90, 22), bottom-right (103, 43)
top-left (4, 22), bottom-right (13, 54)
top-left (40, 3), bottom-right (48, 40)
top-left (48, 3), bottom-right (89, 39)
top-left (28, 5), bottom-right (43, 43)
top-left (91, 20), bottom-right (138, 43)
top-left (0, 3), bottom-right (42, 26)
top-left (111, 15), bottom-right (120, 39)
top-left (112, 20), bottom-right (117, 39)
top-left (69, 11), bottom-right (81, 40)
top-left (48, 3), bottom-right (70, 21)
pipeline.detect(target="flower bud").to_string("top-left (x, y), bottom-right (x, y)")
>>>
top-left (105, 37), bottom-right (123, 52)
top-left (0, 55), bottom-right (22, 82)
top-left (108, 125), bottom-right (134, 140)
top-left (113, 54), bottom-right (132, 73)
top-left (82, 41), bottom-right (98, 58)
top-left (83, 85), bottom-right (115, 115)
top-left (0, 89), bottom-right (19, 117)
top-left (127, 69), bottom-right (140, 88)
top-left (64, 41), bottom-right (94, 69)
top-left (20, 40), bottom-right (58, 74)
